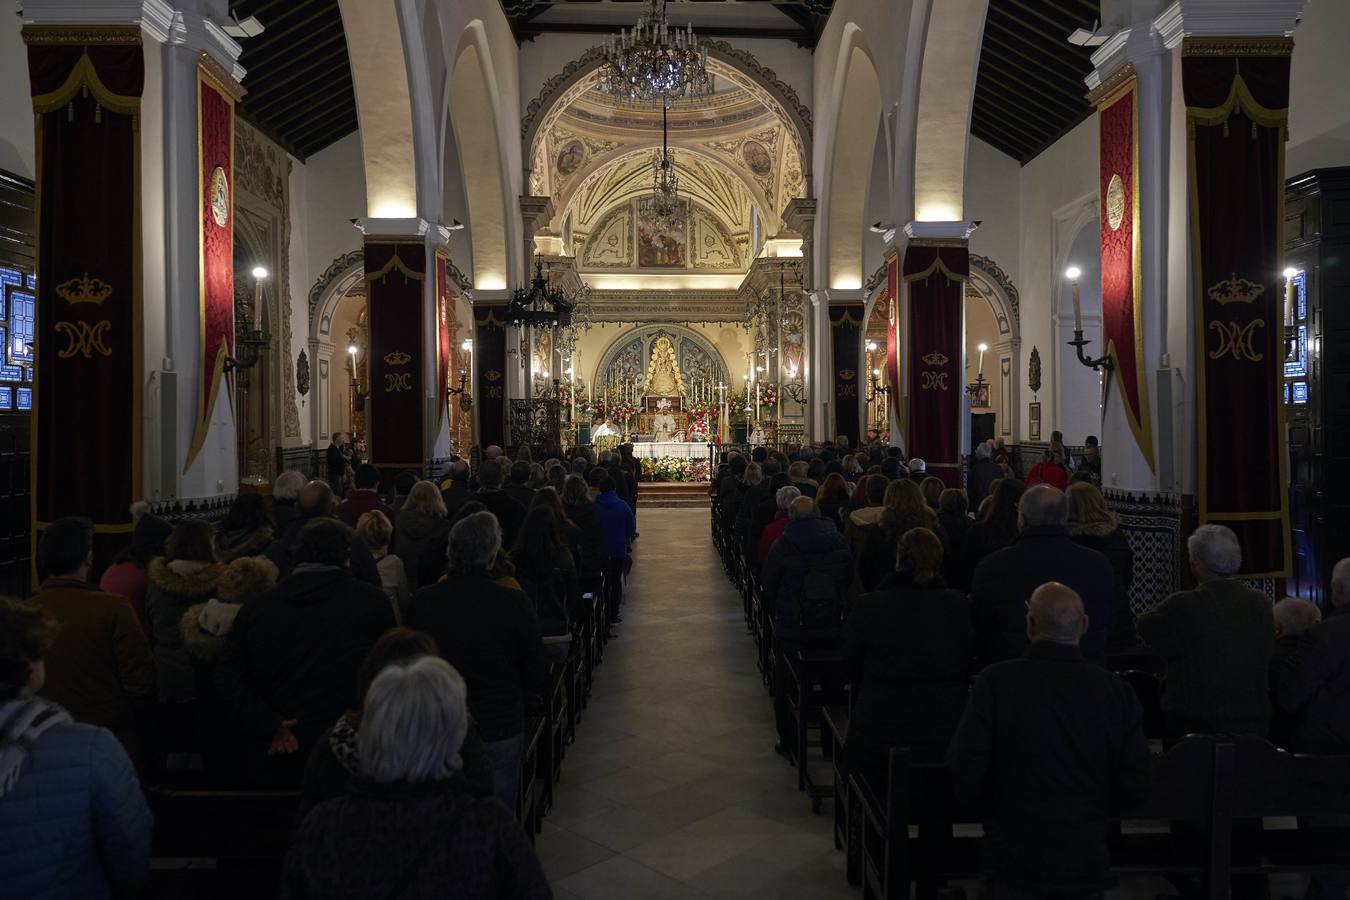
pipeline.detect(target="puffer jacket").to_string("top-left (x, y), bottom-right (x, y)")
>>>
top-left (145, 558), bottom-right (224, 702)
top-left (214, 526), bottom-right (275, 563)
top-left (0, 701), bottom-right (152, 899)
top-left (761, 516), bottom-right (852, 642)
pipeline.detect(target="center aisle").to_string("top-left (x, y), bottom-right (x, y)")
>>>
top-left (536, 508), bottom-right (854, 900)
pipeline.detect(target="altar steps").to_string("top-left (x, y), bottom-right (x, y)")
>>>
top-left (637, 482), bottom-right (710, 509)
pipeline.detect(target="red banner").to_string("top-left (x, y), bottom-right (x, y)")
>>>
top-left (904, 244), bottom-right (967, 487)
top-left (186, 65), bottom-right (237, 471)
top-left (365, 241), bottom-right (426, 471)
top-left (435, 251), bottom-right (451, 430)
top-left (1097, 76), bottom-right (1154, 471)
top-left (885, 247), bottom-right (900, 437)
top-left (1184, 41), bottom-right (1292, 577)
top-left (27, 35), bottom-right (143, 564)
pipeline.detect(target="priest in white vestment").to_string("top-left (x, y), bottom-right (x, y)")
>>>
top-left (652, 398), bottom-right (677, 442)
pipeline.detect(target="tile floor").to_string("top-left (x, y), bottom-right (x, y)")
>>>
top-left (535, 508), bottom-right (856, 900)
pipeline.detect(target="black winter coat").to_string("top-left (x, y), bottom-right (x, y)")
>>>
top-left (466, 490), bottom-right (526, 549)
top-left (761, 516), bottom-right (851, 643)
top-left (563, 500), bottom-right (605, 575)
top-left (843, 573), bottom-right (972, 779)
top-left (1275, 604), bottom-right (1350, 753)
top-left (409, 573), bottom-right (544, 741)
top-left (266, 510), bottom-right (382, 587)
top-left (215, 566), bottom-right (395, 782)
top-left (969, 525), bottom-right (1116, 665)
top-left (947, 641), bottom-right (1152, 893)
top-left (280, 776), bottom-right (551, 900)
top-left (1069, 524), bottom-right (1137, 650)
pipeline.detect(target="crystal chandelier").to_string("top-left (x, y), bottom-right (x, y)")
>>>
top-left (599, 0), bottom-right (712, 103)
top-left (641, 101), bottom-right (685, 234)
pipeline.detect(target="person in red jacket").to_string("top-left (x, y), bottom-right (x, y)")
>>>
top-left (757, 485), bottom-right (802, 564)
top-left (1025, 448), bottom-right (1069, 491)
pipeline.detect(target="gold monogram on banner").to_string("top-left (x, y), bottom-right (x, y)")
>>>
top-left (54, 273), bottom-right (113, 359)
top-left (836, 367), bottom-right (857, 398)
top-left (920, 351), bottom-right (950, 390)
top-left (1206, 273), bottom-right (1266, 362)
top-left (382, 350), bottom-right (413, 392)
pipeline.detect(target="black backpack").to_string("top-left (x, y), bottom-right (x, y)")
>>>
top-left (783, 538), bottom-right (843, 631)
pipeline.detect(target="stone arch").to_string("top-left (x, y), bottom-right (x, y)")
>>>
top-left (912, 0), bottom-right (989, 221)
top-left (306, 250), bottom-right (365, 447)
top-left (593, 324), bottom-right (730, 390)
top-left (522, 41), bottom-right (813, 200)
top-left (448, 21), bottom-right (516, 290)
top-left (822, 25), bottom-right (882, 290)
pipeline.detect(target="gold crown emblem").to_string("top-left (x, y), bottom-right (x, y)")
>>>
top-left (383, 351), bottom-right (411, 366)
top-left (55, 273), bottom-right (113, 306)
top-left (838, 368), bottom-right (855, 381)
top-left (922, 352), bottom-right (950, 367)
top-left (1207, 272), bottom-right (1264, 306)
top-left (485, 369), bottom-right (502, 382)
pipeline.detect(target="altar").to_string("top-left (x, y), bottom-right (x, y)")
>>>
top-left (631, 441), bottom-right (712, 461)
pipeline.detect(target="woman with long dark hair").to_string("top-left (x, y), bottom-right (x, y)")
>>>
top-left (961, 477), bottom-right (1027, 577)
top-left (510, 506), bottom-right (577, 662)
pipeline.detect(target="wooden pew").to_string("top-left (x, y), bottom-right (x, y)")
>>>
top-left (784, 648), bottom-right (848, 806)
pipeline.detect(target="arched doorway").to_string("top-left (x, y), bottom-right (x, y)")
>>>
top-left (307, 250), bottom-right (368, 449)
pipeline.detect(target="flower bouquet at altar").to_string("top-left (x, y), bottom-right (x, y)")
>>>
top-left (555, 384), bottom-right (583, 407)
top-left (758, 382), bottom-right (779, 406)
top-left (609, 402), bottom-right (637, 429)
top-left (641, 456), bottom-right (711, 483)
top-left (585, 398), bottom-right (607, 419)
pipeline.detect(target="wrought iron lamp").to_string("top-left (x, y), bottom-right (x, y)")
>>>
top-left (225, 266), bottom-right (270, 372)
top-left (1064, 266), bottom-right (1113, 372)
top-left (641, 101), bottom-right (685, 233)
top-left (965, 342), bottom-right (989, 400)
top-left (509, 257), bottom-right (574, 330)
top-left (598, 0), bottom-right (712, 103)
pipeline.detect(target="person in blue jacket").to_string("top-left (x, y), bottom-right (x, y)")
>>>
top-left (0, 596), bottom-right (153, 899)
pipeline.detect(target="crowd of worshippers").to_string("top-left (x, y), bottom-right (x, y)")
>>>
top-left (712, 440), bottom-right (1348, 900)
top-left (0, 444), bottom-right (643, 898)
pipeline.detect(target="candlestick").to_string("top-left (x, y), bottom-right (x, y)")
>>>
top-left (977, 343), bottom-right (986, 377)
top-left (1066, 266), bottom-right (1083, 332)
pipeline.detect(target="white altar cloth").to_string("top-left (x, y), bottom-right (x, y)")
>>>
top-left (631, 441), bottom-right (712, 461)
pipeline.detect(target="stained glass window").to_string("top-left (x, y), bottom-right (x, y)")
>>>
top-left (0, 365), bottom-right (23, 382)
top-left (6, 287), bottom-right (33, 364)
top-left (24, 274), bottom-right (35, 290)
top-left (1285, 325), bottom-right (1307, 378)
top-left (16, 388), bottom-right (32, 411)
top-left (0, 268), bottom-right (20, 289)
top-left (0, 388), bottom-right (13, 411)
top-left (1292, 381), bottom-right (1309, 404)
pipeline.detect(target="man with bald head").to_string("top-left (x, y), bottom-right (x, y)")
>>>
top-left (949, 582), bottom-right (1151, 899)
top-left (970, 484), bottom-right (1117, 666)
top-left (266, 479), bottom-right (381, 586)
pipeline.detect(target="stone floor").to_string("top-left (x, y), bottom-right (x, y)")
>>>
top-left (535, 508), bottom-right (855, 900)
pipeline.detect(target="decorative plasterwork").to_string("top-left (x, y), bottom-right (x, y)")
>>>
top-left (308, 249), bottom-right (366, 332)
top-left (969, 253), bottom-right (1020, 325)
top-left (588, 291), bottom-right (747, 323)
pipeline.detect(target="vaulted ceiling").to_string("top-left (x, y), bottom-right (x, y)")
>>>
top-left (972, 0), bottom-right (1102, 165)
top-left (227, 0), bottom-right (357, 161)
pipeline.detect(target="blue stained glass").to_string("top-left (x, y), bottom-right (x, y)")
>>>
top-left (0, 388), bottom-right (13, 411)
top-left (16, 388), bottom-right (31, 411)
top-left (23, 367), bottom-right (31, 382)
top-left (7, 289), bottom-right (33, 364)
top-left (0, 268), bottom-right (19, 288)
top-left (1293, 382), bottom-right (1309, 404)
top-left (25, 274), bottom-right (35, 290)
top-left (1285, 325), bottom-right (1307, 378)
top-left (1284, 382), bottom-right (1291, 404)
top-left (0, 365), bottom-right (23, 382)
top-left (1294, 271), bottom-right (1307, 321)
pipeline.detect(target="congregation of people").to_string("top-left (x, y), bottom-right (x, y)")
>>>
top-left (711, 435), bottom-right (1349, 900)
top-left (0, 442), bottom-right (644, 898)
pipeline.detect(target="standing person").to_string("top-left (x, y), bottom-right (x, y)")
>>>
top-left (439, 459), bottom-right (472, 518)
top-left (468, 460), bottom-right (527, 549)
top-left (503, 460), bottom-right (536, 511)
top-left (591, 470), bottom-right (636, 627)
top-left (1136, 524), bottom-right (1275, 739)
top-left (215, 519), bottom-right (396, 786)
top-left (948, 583), bottom-right (1152, 899)
top-left (33, 518), bottom-right (155, 761)
top-left (214, 494), bottom-right (276, 563)
top-left (0, 598), bottom-right (154, 899)
top-left (326, 432), bottom-right (348, 498)
top-left (761, 497), bottom-right (852, 757)
top-left (816, 473), bottom-right (851, 528)
top-left (336, 464), bottom-right (395, 529)
top-left (968, 441), bottom-right (1001, 511)
top-left (856, 479), bottom-right (939, 593)
top-left (409, 512), bottom-right (543, 814)
top-left (844, 527), bottom-right (971, 789)
top-left (1078, 435), bottom-right (1103, 486)
top-left (279, 656), bottom-right (551, 900)
top-left (1026, 447), bottom-right (1069, 490)
top-left (271, 470), bottom-right (307, 533)
top-left (962, 478), bottom-right (1025, 572)
top-left (562, 474), bottom-right (605, 577)
top-left (511, 506), bottom-right (578, 662)
top-left (937, 489), bottom-right (973, 589)
top-left (99, 513), bottom-right (174, 627)
top-left (145, 519), bottom-right (224, 704)
top-left (394, 482), bottom-right (451, 593)
top-left (355, 510), bottom-right (408, 624)
top-left (1066, 482), bottom-right (1136, 649)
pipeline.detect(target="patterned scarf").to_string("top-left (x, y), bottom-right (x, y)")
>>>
top-left (0, 697), bottom-right (73, 797)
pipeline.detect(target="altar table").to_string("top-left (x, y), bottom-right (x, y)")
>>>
top-left (631, 441), bottom-right (712, 461)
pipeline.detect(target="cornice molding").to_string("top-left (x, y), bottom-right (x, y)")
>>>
top-left (1151, 0), bottom-right (1307, 49)
top-left (589, 290), bottom-right (746, 323)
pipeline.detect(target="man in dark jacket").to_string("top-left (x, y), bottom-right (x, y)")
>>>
top-left (1137, 524), bottom-right (1274, 739)
top-left (1275, 564), bottom-right (1350, 752)
top-left (439, 459), bottom-right (472, 518)
top-left (591, 470), bottom-right (637, 625)
top-left (467, 459), bottom-right (526, 548)
top-left (267, 480), bottom-right (382, 587)
top-left (948, 582), bottom-right (1152, 897)
top-left (502, 460), bottom-right (536, 511)
top-left (271, 470), bottom-right (306, 533)
top-left (325, 432), bottom-right (347, 498)
top-left (216, 518), bottom-right (395, 786)
top-left (970, 485), bottom-right (1116, 666)
top-left (761, 497), bottom-right (851, 755)
top-left (409, 511), bottom-right (543, 812)
top-left (968, 441), bottom-right (1001, 510)
top-left (336, 464), bottom-right (394, 528)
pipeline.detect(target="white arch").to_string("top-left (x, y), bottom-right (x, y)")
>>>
top-left (448, 21), bottom-right (516, 290)
top-left (822, 26), bottom-right (882, 290)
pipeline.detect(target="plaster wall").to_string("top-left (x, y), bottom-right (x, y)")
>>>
top-left (0, 11), bottom-right (34, 180)
top-left (966, 137), bottom-right (1021, 289)
top-left (1288, 0), bottom-right (1350, 177)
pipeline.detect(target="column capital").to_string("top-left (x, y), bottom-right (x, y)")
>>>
top-left (356, 218), bottom-right (433, 241)
top-left (23, 1), bottom-right (246, 81)
top-left (903, 220), bottom-right (978, 242)
top-left (818, 288), bottom-right (867, 306)
top-left (1151, 0), bottom-right (1307, 49)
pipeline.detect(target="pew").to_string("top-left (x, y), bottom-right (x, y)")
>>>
top-left (147, 787), bottom-right (300, 896)
top-left (783, 648), bottom-right (848, 805)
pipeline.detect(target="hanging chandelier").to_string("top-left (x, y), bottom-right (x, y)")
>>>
top-left (508, 257), bottom-right (574, 330)
top-left (598, 0), bottom-right (712, 103)
top-left (641, 101), bottom-right (686, 234)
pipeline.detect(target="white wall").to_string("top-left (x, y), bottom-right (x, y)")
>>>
top-left (966, 137), bottom-right (1021, 286)
top-left (1288, 0), bottom-right (1350, 177)
top-left (0, 11), bottom-right (33, 179)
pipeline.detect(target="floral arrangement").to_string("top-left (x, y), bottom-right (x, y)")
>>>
top-left (640, 456), bottom-right (711, 483)
top-left (585, 398), bottom-right (607, 419)
top-left (687, 399), bottom-right (720, 420)
top-left (758, 382), bottom-right (779, 406)
top-left (608, 402), bottom-right (637, 425)
top-left (556, 384), bottom-right (584, 407)
top-left (686, 413), bottom-right (712, 442)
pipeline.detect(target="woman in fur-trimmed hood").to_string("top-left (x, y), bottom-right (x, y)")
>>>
top-left (180, 555), bottom-right (278, 662)
top-left (214, 494), bottom-right (276, 563)
top-left (145, 520), bottom-right (224, 703)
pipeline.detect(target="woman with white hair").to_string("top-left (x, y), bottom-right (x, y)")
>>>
top-left (280, 655), bottom-right (550, 899)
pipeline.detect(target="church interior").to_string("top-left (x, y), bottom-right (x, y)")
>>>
top-left (5, 0), bottom-right (1350, 897)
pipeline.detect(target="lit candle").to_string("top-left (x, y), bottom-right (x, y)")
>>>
top-left (977, 343), bottom-right (987, 377)
top-left (348, 344), bottom-right (358, 382)
top-left (1066, 266), bottom-right (1083, 333)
